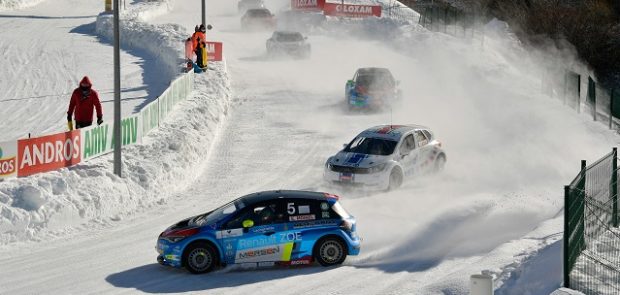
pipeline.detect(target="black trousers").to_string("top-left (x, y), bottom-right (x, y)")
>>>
top-left (75, 121), bottom-right (92, 129)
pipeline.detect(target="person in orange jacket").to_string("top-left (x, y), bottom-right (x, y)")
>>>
top-left (191, 24), bottom-right (207, 51)
top-left (67, 76), bottom-right (103, 130)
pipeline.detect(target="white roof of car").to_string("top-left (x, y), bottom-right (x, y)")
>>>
top-left (359, 125), bottom-right (428, 140)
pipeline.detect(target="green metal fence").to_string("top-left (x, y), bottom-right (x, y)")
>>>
top-left (555, 70), bottom-right (619, 130)
top-left (564, 148), bottom-right (620, 294)
top-left (415, 3), bottom-right (482, 38)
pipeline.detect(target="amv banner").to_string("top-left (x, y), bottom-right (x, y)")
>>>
top-left (81, 114), bottom-right (142, 161)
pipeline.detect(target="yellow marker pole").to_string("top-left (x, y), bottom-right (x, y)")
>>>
top-left (105, 0), bottom-right (112, 12)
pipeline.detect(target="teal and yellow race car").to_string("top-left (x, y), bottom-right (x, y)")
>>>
top-left (156, 190), bottom-right (360, 274)
top-left (345, 67), bottom-right (401, 110)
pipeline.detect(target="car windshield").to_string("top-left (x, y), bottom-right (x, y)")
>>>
top-left (248, 9), bottom-right (271, 17)
top-left (344, 136), bottom-right (398, 156)
top-left (276, 33), bottom-right (303, 42)
top-left (356, 73), bottom-right (392, 88)
top-left (192, 200), bottom-right (246, 226)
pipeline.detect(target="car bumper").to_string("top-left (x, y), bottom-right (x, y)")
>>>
top-left (156, 238), bottom-right (184, 268)
top-left (344, 233), bottom-right (362, 256)
top-left (323, 169), bottom-right (389, 190)
top-left (348, 96), bottom-right (385, 108)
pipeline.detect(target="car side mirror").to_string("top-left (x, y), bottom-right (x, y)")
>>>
top-left (342, 143), bottom-right (348, 149)
top-left (207, 24), bottom-right (213, 30)
top-left (242, 219), bottom-right (254, 228)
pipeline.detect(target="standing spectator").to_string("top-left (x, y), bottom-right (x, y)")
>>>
top-left (67, 76), bottom-right (103, 130)
top-left (194, 39), bottom-right (207, 69)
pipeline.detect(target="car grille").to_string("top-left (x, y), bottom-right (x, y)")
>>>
top-left (330, 165), bottom-right (370, 174)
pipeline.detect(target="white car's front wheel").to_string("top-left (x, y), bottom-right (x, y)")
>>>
top-left (388, 168), bottom-right (403, 191)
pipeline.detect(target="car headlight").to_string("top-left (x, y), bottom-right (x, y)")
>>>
top-left (369, 163), bottom-right (387, 173)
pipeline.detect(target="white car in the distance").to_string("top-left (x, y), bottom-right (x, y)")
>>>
top-left (324, 125), bottom-right (446, 190)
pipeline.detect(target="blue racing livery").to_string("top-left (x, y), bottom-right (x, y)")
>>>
top-left (156, 190), bottom-right (360, 273)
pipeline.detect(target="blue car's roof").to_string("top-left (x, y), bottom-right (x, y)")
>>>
top-left (240, 190), bottom-right (338, 205)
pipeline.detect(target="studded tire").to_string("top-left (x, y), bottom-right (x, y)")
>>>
top-left (388, 167), bottom-right (403, 191)
top-left (183, 241), bottom-right (218, 274)
top-left (314, 236), bottom-right (347, 267)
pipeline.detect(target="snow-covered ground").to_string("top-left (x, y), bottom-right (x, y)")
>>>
top-left (0, 0), bottom-right (619, 294)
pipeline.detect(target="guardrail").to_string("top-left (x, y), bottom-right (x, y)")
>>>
top-left (0, 72), bottom-right (194, 179)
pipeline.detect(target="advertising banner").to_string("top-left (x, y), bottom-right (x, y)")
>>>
top-left (81, 114), bottom-right (142, 161)
top-left (206, 41), bottom-right (223, 62)
top-left (323, 3), bottom-right (381, 17)
top-left (0, 141), bottom-right (18, 179)
top-left (291, 0), bottom-right (325, 11)
top-left (141, 100), bottom-right (159, 135)
top-left (17, 130), bottom-right (82, 177)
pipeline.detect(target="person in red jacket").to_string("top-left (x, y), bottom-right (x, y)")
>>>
top-left (67, 76), bottom-right (103, 130)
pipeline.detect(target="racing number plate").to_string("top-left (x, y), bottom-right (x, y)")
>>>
top-left (339, 173), bottom-right (353, 182)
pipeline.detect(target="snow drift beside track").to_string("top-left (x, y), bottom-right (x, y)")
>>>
top-left (0, 0), bottom-right (46, 11)
top-left (0, 1), bottom-right (231, 247)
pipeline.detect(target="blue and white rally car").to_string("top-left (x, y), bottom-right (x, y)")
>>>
top-left (156, 190), bottom-right (360, 274)
top-left (324, 125), bottom-right (446, 190)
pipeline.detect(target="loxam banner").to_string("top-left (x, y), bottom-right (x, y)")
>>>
top-left (17, 130), bottom-right (82, 177)
top-left (0, 141), bottom-right (18, 179)
top-left (291, 0), bottom-right (325, 11)
top-left (323, 3), bottom-right (381, 17)
top-left (206, 41), bottom-right (223, 62)
top-left (81, 114), bottom-right (142, 161)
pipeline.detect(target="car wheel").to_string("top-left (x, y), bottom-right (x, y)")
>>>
top-left (183, 241), bottom-right (217, 274)
top-left (314, 236), bottom-right (347, 266)
top-left (388, 168), bottom-right (403, 190)
top-left (433, 154), bottom-right (446, 172)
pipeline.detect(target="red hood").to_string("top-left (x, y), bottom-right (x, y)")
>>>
top-left (79, 76), bottom-right (92, 88)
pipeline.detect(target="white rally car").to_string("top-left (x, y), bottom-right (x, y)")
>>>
top-left (324, 125), bottom-right (446, 190)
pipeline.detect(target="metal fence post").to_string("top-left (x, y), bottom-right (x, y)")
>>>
top-left (563, 70), bottom-right (568, 105)
top-left (580, 160), bottom-right (586, 253)
top-left (564, 184), bottom-right (571, 288)
top-left (611, 91), bottom-right (614, 129)
top-left (577, 74), bottom-right (581, 113)
top-left (613, 148), bottom-right (618, 227)
top-left (612, 88), bottom-right (616, 129)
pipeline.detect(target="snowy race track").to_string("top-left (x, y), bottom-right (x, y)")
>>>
top-left (1, 0), bottom-right (619, 294)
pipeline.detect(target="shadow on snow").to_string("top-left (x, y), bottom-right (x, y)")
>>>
top-left (106, 263), bottom-right (328, 293)
top-left (69, 21), bottom-right (169, 114)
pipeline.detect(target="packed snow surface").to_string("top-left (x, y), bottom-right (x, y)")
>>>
top-left (0, 0), bottom-right (618, 294)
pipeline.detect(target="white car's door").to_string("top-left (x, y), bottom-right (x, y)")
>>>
top-left (398, 133), bottom-right (420, 176)
top-left (414, 130), bottom-right (433, 171)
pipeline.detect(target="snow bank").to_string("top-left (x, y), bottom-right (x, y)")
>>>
top-left (0, 0), bottom-right (46, 11)
top-left (0, 0), bottom-right (231, 247)
top-left (96, 0), bottom-right (186, 83)
top-left (0, 66), bottom-right (230, 247)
